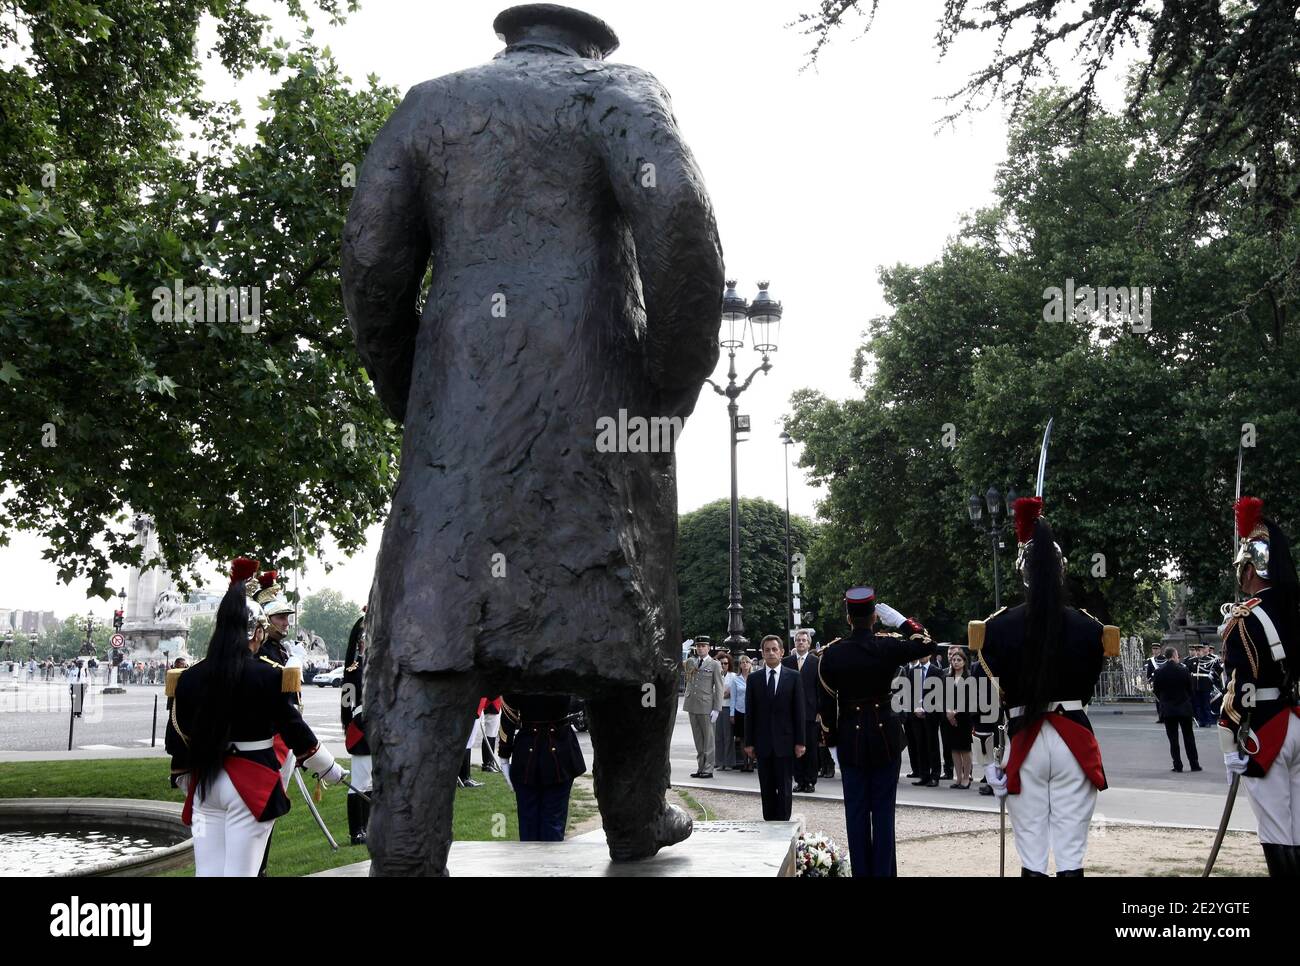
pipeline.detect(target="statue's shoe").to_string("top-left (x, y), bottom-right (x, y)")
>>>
top-left (607, 803), bottom-right (693, 863)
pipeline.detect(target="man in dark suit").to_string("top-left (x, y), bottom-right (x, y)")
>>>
top-left (783, 629), bottom-right (821, 793)
top-left (745, 634), bottom-right (807, 820)
top-left (1152, 647), bottom-right (1201, 773)
top-left (902, 656), bottom-right (941, 786)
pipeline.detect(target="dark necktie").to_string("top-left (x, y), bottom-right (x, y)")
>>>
top-left (768, 667), bottom-right (776, 698)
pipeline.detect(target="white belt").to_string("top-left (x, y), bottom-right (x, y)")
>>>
top-left (230, 739), bottom-right (274, 752)
top-left (1252, 607), bottom-right (1287, 663)
top-left (1009, 700), bottom-right (1084, 718)
top-left (1253, 688), bottom-right (1283, 701)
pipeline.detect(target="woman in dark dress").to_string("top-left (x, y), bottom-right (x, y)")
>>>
top-left (943, 646), bottom-right (975, 788)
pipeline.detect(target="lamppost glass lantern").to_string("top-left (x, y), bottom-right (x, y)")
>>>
top-left (721, 279), bottom-right (748, 349)
top-left (967, 492), bottom-right (983, 526)
top-left (1004, 486), bottom-right (1018, 517)
top-left (985, 485), bottom-right (1002, 520)
top-left (748, 281), bottom-right (782, 356)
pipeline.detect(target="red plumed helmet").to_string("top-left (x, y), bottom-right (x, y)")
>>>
top-left (1013, 497), bottom-right (1044, 545)
top-left (258, 570), bottom-right (278, 589)
top-left (230, 556), bottom-right (259, 583)
top-left (1236, 496), bottom-right (1265, 539)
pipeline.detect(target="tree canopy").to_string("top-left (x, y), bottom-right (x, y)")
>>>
top-left (795, 1), bottom-right (1300, 232)
top-left (677, 498), bottom-right (831, 650)
top-left (788, 80), bottom-right (1300, 640)
top-left (0, 0), bottom-right (400, 597)
top-left (297, 587), bottom-right (361, 659)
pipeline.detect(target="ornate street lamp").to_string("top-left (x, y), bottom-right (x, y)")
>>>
top-left (968, 484), bottom-right (1018, 609)
top-left (706, 280), bottom-right (783, 653)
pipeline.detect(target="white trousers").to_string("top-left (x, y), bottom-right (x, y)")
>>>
top-left (191, 768), bottom-right (276, 877)
top-left (466, 716), bottom-right (483, 750)
top-left (1244, 713), bottom-right (1300, 845)
top-left (350, 754), bottom-right (373, 793)
top-left (482, 711), bottom-right (501, 739)
top-left (1005, 719), bottom-right (1098, 874)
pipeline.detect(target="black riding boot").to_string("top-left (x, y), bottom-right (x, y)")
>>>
top-left (346, 793), bottom-right (368, 845)
top-left (1262, 843), bottom-right (1288, 876)
top-left (481, 736), bottom-right (499, 771)
top-left (1021, 868), bottom-right (1048, 877)
top-left (1057, 868), bottom-right (1084, 877)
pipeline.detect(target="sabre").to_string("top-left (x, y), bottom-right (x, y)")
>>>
top-left (1233, 442), bottom-right (1243, 601)
top-left (1204, 774), bottom-right (1240, 877)
top-left (477, 710), bottom-right (514, 792)
top-left (318, 771), bottom-right (372, 804)
top-left (1206, 439), bottom-right (1248, 876)
top-left (994, 724), bottom-right (1007, 877)
top-left (1035, 417), bottom-right (1054, 498)
top-left (292, 767), bottom-right (339, 850)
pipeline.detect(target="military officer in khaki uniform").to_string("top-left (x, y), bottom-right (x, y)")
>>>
top-left (682, 636), bottom-right (724, 778)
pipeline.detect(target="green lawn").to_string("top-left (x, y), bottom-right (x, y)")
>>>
top-left (0, 758), bottom-right (597, 876)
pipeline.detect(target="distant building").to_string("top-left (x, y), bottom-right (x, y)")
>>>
top-left (0, 609), bottom-right (57, 637)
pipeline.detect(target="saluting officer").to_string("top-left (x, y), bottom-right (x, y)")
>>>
top-left (818, 586), bottom-right (936, 877)
top-left (971, 499), bottom-right (1120, 877)
top-left (166, 558), bottom-right (344, 876)
top-left (1219, 497), bottom-right (1300, 875)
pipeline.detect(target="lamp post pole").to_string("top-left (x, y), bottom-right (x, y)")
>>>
top-left (780, 430), bottom-right (794, 646)
top-left (968, 485), bottom-right (1017, 610)
top-left (705, 281), bottom-right (783, 655)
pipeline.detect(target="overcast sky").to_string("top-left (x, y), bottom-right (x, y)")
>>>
top-left (4, 0), bottom-right (1126, 617)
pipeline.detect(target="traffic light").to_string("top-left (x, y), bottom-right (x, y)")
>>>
top-left (113, 609), bottom-right (123, 631)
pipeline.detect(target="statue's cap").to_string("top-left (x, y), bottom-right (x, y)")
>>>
top-left (493, 4), bottom-right (619, 57)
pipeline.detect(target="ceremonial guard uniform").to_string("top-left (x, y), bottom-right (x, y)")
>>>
top-left (480, 696), bottom-right (504, 772)
top-left (1205, 644), bottom-right (1225, 718)
top-left (1144, 646), bottom-right (1166, 687)
top-left (341, 615), bottom-right (371, 845)
top-left (818, 587), bottom-right (935, 877)
top-left (1219, 497), bottom-right (1300, 875)
top-left (247, 570), bottom-right (300, 873)
top-left (1190, 645), bottom-right (1217, 727)
top-left (504, 693), bottom-right (587, 841)
top-left (165, 558), bottom-right (342, 876)
top-left (971, 498), bottom-right (1120, 876)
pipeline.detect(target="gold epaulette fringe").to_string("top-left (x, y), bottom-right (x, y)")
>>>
top-left (1102, 625), bottom-right (1121, 658)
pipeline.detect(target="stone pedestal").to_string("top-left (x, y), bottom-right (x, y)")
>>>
top-left (102, 665), bottom-right (125, 695)
top-left (313, 818), bottom-right (804, 877)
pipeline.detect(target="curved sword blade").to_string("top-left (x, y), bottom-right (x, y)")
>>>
top-left (1035, 417), bottom-right (1054, 499)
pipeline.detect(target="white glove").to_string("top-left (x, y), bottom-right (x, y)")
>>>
top-left (1224, 751), bottom-right (1248, 781)
top-left (300, 745), bottom-right (337, 780)
top-left (173, 773), bottom-right (190, 795)
top-left (875, 603), bottom-right (905, 628)
top-left (710, 709), bottom-right (719, 723)
top-left (984, 763), bottom-right (1008, 800)
top-left (318, 762), bottom-right (346, 787)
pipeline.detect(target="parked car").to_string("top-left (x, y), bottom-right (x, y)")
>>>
top-left (314, 666), bottom-right (345, 687)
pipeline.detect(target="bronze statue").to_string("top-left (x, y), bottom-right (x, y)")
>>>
top-left (341, 3), bottom-right (724, 874)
